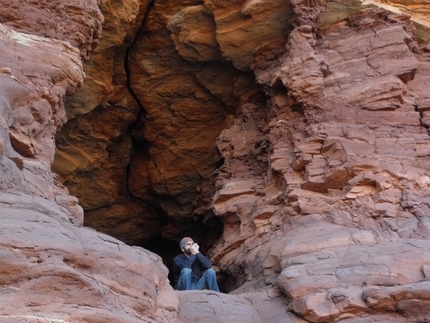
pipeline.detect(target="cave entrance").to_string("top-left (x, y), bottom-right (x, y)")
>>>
top-left (141, 216), bottom-right (232, 292)
top-left (143, 234), bottom-right (235, 293)
top-left (142, 235), bottom-right (179, 286)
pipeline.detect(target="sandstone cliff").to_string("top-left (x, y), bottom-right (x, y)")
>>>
top-left (1, 0), bottom-right (430, 322)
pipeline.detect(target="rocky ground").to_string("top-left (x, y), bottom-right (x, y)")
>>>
top-left (1, 0), bottom-right (430, 322)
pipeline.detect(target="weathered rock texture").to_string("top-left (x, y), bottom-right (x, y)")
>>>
top-left (0, 1), bottom-right (178, 322)
top-left (0, 193), bottom-right (175, 323)
top-left (0, 18), bottom-right (85, 221)
top-left (2, 0), bottom-right (430, 322)
top-left (209, 1), bottom-right (430, 322)
top-left (51, 0), bottom-right (158, 246)
top-left (0, 0), bottom-right (103, 59)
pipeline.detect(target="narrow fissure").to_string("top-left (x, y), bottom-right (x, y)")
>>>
top-left (123, 0), bottom-right (226, 289)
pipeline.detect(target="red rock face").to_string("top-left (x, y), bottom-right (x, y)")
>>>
top-left (0, 1), bottom-right (186, 322)
top-left (126, 0), bottom-right (258, 243)
top-left (0, 0), bottom-right (103, 59)
top-left (209, 1), bottom-right (430, 321)
top-left (0, 22), bottom-right (85, 220)
top-left (2, 0), bottom-right (430, 322)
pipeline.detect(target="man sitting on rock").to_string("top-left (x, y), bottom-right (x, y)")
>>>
top-left (173, 237), bottom-right (220, 292)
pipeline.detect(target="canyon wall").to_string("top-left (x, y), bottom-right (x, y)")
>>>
top-left (0, 1), bottom-right (177, 322)
top-left (1, 0), bottom-right (430, 322)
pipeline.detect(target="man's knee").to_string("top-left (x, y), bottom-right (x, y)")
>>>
top-left (205, 268), bottom-right (216, 277)
top-left (176, 268), bottom-right (192, 291)
top-left (180, 268), bottom-right (192, 276)
top-left (203, 268), bottom-right (220, 292)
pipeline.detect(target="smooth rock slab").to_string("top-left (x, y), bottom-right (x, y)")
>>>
top-left (177, 290), bottom-right (263, 323)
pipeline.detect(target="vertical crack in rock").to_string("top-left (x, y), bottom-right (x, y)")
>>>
top-left (52, 0), bottom-right (165, 247)
top-left (3, 0), bottom-right (430, 322)
top-left (126, 0), bottom-right (258, 253)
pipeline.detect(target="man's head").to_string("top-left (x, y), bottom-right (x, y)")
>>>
top-left (179, 237), bottom-right (194, 254)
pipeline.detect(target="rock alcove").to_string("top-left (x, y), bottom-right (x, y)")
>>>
top-left (51, 0), bottom-right (266, 292)
top-left (3, 0), bottom-right (430, 322)
top-left (51, 0), bottom-right (430, 299)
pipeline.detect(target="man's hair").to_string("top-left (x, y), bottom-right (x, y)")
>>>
top-left (179, 237), bottom-right (193, 249)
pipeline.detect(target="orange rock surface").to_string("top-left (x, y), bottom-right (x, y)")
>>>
top-left (1, 0), bottom-right (430, 322)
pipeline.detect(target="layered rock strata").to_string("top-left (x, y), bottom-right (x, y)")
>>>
top-left (0, 192), bottom-right (176, 323)
top-left (0, 2), bottom-right (177, 322)
top-left (0, 19), bottom-right (85, 221)
top-left (209, 1), bottom-right (430, 322)
top-left (2, 0), bottom-right (430, 322)
top-left (51, 0), bottom-right (295, 246)
top-left (51, 0), bottom-right (159, 246)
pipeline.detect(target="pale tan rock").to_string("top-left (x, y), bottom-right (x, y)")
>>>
top-left (0, 22), bottom-right (85, 221)
top-left (167, 5), bottom-right (222, 62)
top-left (292, 292), bottom-right (340, 322)
top-left (204, 0), bottom-right (294, 70)
top-left (177, 290), bottom-right (263, 323)
top-left (0, 0), bottom-right (102, 59)
top-left (0, 192), bottom-right (176, 323)
top-left (362, 0), bottom-right (430, 28)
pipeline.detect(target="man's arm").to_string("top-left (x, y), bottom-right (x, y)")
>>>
top-left (190, 243), bottom-right (212, 270)
top-left (173, 254), bottom-right (197, 271)
top-left (172, 254), bottom-right (198, 285)
top-left (195, 253), bottom-right (212, 270)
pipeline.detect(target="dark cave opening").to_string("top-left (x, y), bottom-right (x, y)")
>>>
top-left (142, 223), bottom-right (233, 293)
top-left (142, 235), bottom-right (178, 286)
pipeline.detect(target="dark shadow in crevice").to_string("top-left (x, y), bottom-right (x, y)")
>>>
top-left (142, 213), bottom-right (227, 292)
top-left (142, 235), bottom-right (179, 287)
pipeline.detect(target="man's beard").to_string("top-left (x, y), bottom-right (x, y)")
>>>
top-left (184, 248), bottom-right (192, 255)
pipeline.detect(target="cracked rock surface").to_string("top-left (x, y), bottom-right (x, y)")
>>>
top-left (1, 0), bottom-right (430, 322)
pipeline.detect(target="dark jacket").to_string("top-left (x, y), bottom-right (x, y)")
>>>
top-left (173, 252), bottom-right (212, 286)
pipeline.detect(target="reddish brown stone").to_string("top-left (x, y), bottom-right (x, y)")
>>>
top-left (1, 0), bottom-right (430, 322)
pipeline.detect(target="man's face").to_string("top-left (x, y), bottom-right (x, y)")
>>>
top-left (183, 241), bottom-right (193, 255)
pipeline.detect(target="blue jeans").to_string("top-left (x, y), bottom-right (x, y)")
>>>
top-left (175, 268), bottom-right (220, 292)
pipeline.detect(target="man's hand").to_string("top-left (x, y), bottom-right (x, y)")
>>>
top-left (190, 243), bottom-right (199, 255)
